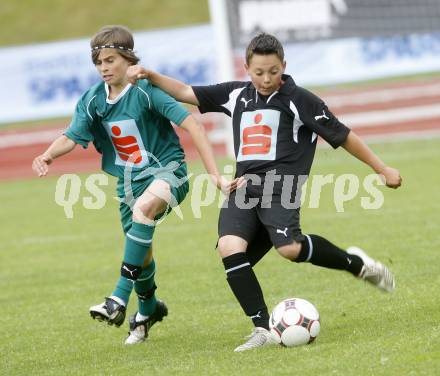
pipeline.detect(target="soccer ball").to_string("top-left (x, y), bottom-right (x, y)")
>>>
top-left (269, 298), bottom-right (320, 347)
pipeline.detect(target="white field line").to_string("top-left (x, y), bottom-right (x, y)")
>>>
top-left (1, 92), bottom-right (439, 148)
top-left (1, 104), bottom-right (439, 148)
top-left (314, 129), bottom-right (440, 148)
top-left (0, 129), bottom-right (63, 149)
top-left (321, 83), bottom-right (440, 108)
top-left (339, 104), bottom-right (440, 128)
top-left (210, 104), bottom-right (440, 142)
top-left (357, 129), bottom-right (440, 143)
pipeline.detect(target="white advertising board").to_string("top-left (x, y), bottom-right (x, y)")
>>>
top-left (0, 25), bottom-right (215, 123)
top-left (0, 24), bottom-right (439, 124)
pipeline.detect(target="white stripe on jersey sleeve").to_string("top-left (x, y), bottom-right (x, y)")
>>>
top-left (135, 85), bottom-right (152, 110)
top-left (289, 100), bottom-right (304, 143)
top-left (86, 95), bottom-right (97, 121)
top-left (221, 87), bottom-right (247, 117)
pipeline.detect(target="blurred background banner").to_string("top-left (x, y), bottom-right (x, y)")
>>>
top-left (225, 0), bottom-right (440, 45)
top-left (0, 24), bottom-right (214, 124)
top-left (223, 0), bottom-right (440, 83)
top-left (0, 0), bottom-right (439, 125)
top-left (277, 32), bottom-right (440, 86)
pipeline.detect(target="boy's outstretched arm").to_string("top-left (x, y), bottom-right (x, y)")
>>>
top-left (180, 115), bottom-right (244, 194)
top-left (32, 135), bottom-right (76, 177)
top-left (342, 131), bottom-right (402, 188)
top-left (127, 65), bottom-right (199, 106)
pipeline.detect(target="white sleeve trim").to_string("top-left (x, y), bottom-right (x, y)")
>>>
top-left (135, 85), bottom-right (152, 110)
top-left (86, 95), bottom-right (97, 121)
top-left (289, 100), bottom-right (304, 143)
top-left (221, 87), bottom-right (246, 117)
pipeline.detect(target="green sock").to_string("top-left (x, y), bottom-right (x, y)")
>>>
top-left (135, 259), bottom-right (157, 317)
top-left (112, 222), bottom-right (155, 305)
top-left (112, 277), bottom-right (133, 305)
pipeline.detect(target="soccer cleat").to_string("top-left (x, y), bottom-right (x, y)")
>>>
top-left (234, 327), bottom-right (278, 352)
top-left (89, 297), bottom-right (126, 327)
top-left (124, 300), bottom-right (168, 345)
top-left (347, 246), bottom-right (395, 292)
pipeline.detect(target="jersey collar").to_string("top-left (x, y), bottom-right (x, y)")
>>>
top-left (105, 83), bottom-right (132, 104)
top-left (254, 88), bottom-right (279, 104)
top-left (251, 74), bottom-right (296, 104)
top-left (278, 74), bottom-right (297, 95)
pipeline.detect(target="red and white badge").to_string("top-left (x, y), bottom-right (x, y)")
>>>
top-left (237, 110), bottom-right (280, 161)
top-left (103, 119), bottom-right (148, 168)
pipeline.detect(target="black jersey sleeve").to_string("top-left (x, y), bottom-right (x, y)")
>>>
top-left (294, 87), bottom-right (350, 149)
top-left (192, 81), bottom-right (248, 116)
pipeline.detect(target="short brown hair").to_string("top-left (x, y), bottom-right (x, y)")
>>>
top-left (90, 25), bottom-right (140, 65)
top-left (245, 33), bottom-right (284, 65)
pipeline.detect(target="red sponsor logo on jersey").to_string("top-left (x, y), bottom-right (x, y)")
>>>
top-left (110, 125), bottom-right (142, 164)
top-left (241, 113), bottom-right (272, 155)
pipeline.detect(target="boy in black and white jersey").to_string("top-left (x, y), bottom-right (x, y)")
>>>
top-left (127, 33), bottom-right (402, 352)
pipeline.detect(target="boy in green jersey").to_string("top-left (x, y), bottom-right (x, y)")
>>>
top-left (32, 25), bottom-right (241, 345)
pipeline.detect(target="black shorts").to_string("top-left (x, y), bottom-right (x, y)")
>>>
top-left (218, 184), bottom-right (305, 249)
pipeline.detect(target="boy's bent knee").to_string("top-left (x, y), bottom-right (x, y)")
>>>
top-left (276, 241), bottom-right (302, 260)
top-left (217, 235), bottom-right (248, 258)
top-left (132, 201), bottom-right (158, 223)
top-left (132, 182), bottom-right (170, 223)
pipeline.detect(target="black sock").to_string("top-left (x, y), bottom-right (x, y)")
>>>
top-left (222, 252), bottom-right (269, 329)
top-left (295, 234), bottom-right (363, 276)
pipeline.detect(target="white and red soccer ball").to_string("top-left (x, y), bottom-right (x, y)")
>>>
top-left (269, 298), bottom-right (320, 347)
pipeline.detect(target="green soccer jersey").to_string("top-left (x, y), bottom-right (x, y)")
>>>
top-left (64, 80), bottom-right (190, 180)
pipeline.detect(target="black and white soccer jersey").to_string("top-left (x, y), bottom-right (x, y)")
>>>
top-left (193, 74), bottom-right (350, 183)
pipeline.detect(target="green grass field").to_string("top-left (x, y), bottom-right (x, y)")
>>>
top-left (0, 0), bottom-right (209, 47)
top-left (1, 138), bottom-right (440, 375)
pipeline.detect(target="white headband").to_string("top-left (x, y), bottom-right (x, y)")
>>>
top-left (92, 44), bottom-right (133, 52)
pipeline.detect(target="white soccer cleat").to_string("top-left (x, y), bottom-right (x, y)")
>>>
top-left (347, 246), bottom-right (395, 292)
top-left (89, 297), bottom-right (126, 327)
top-left (125, 320), bottom-right (147, 345)
top-left (124, 300), bottom-right (168, 345)
top-left (234, 327), bottom-right (278, 352)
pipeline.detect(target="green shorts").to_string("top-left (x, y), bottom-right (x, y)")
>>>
top-left (116, 162), bottom-right (189, 233)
